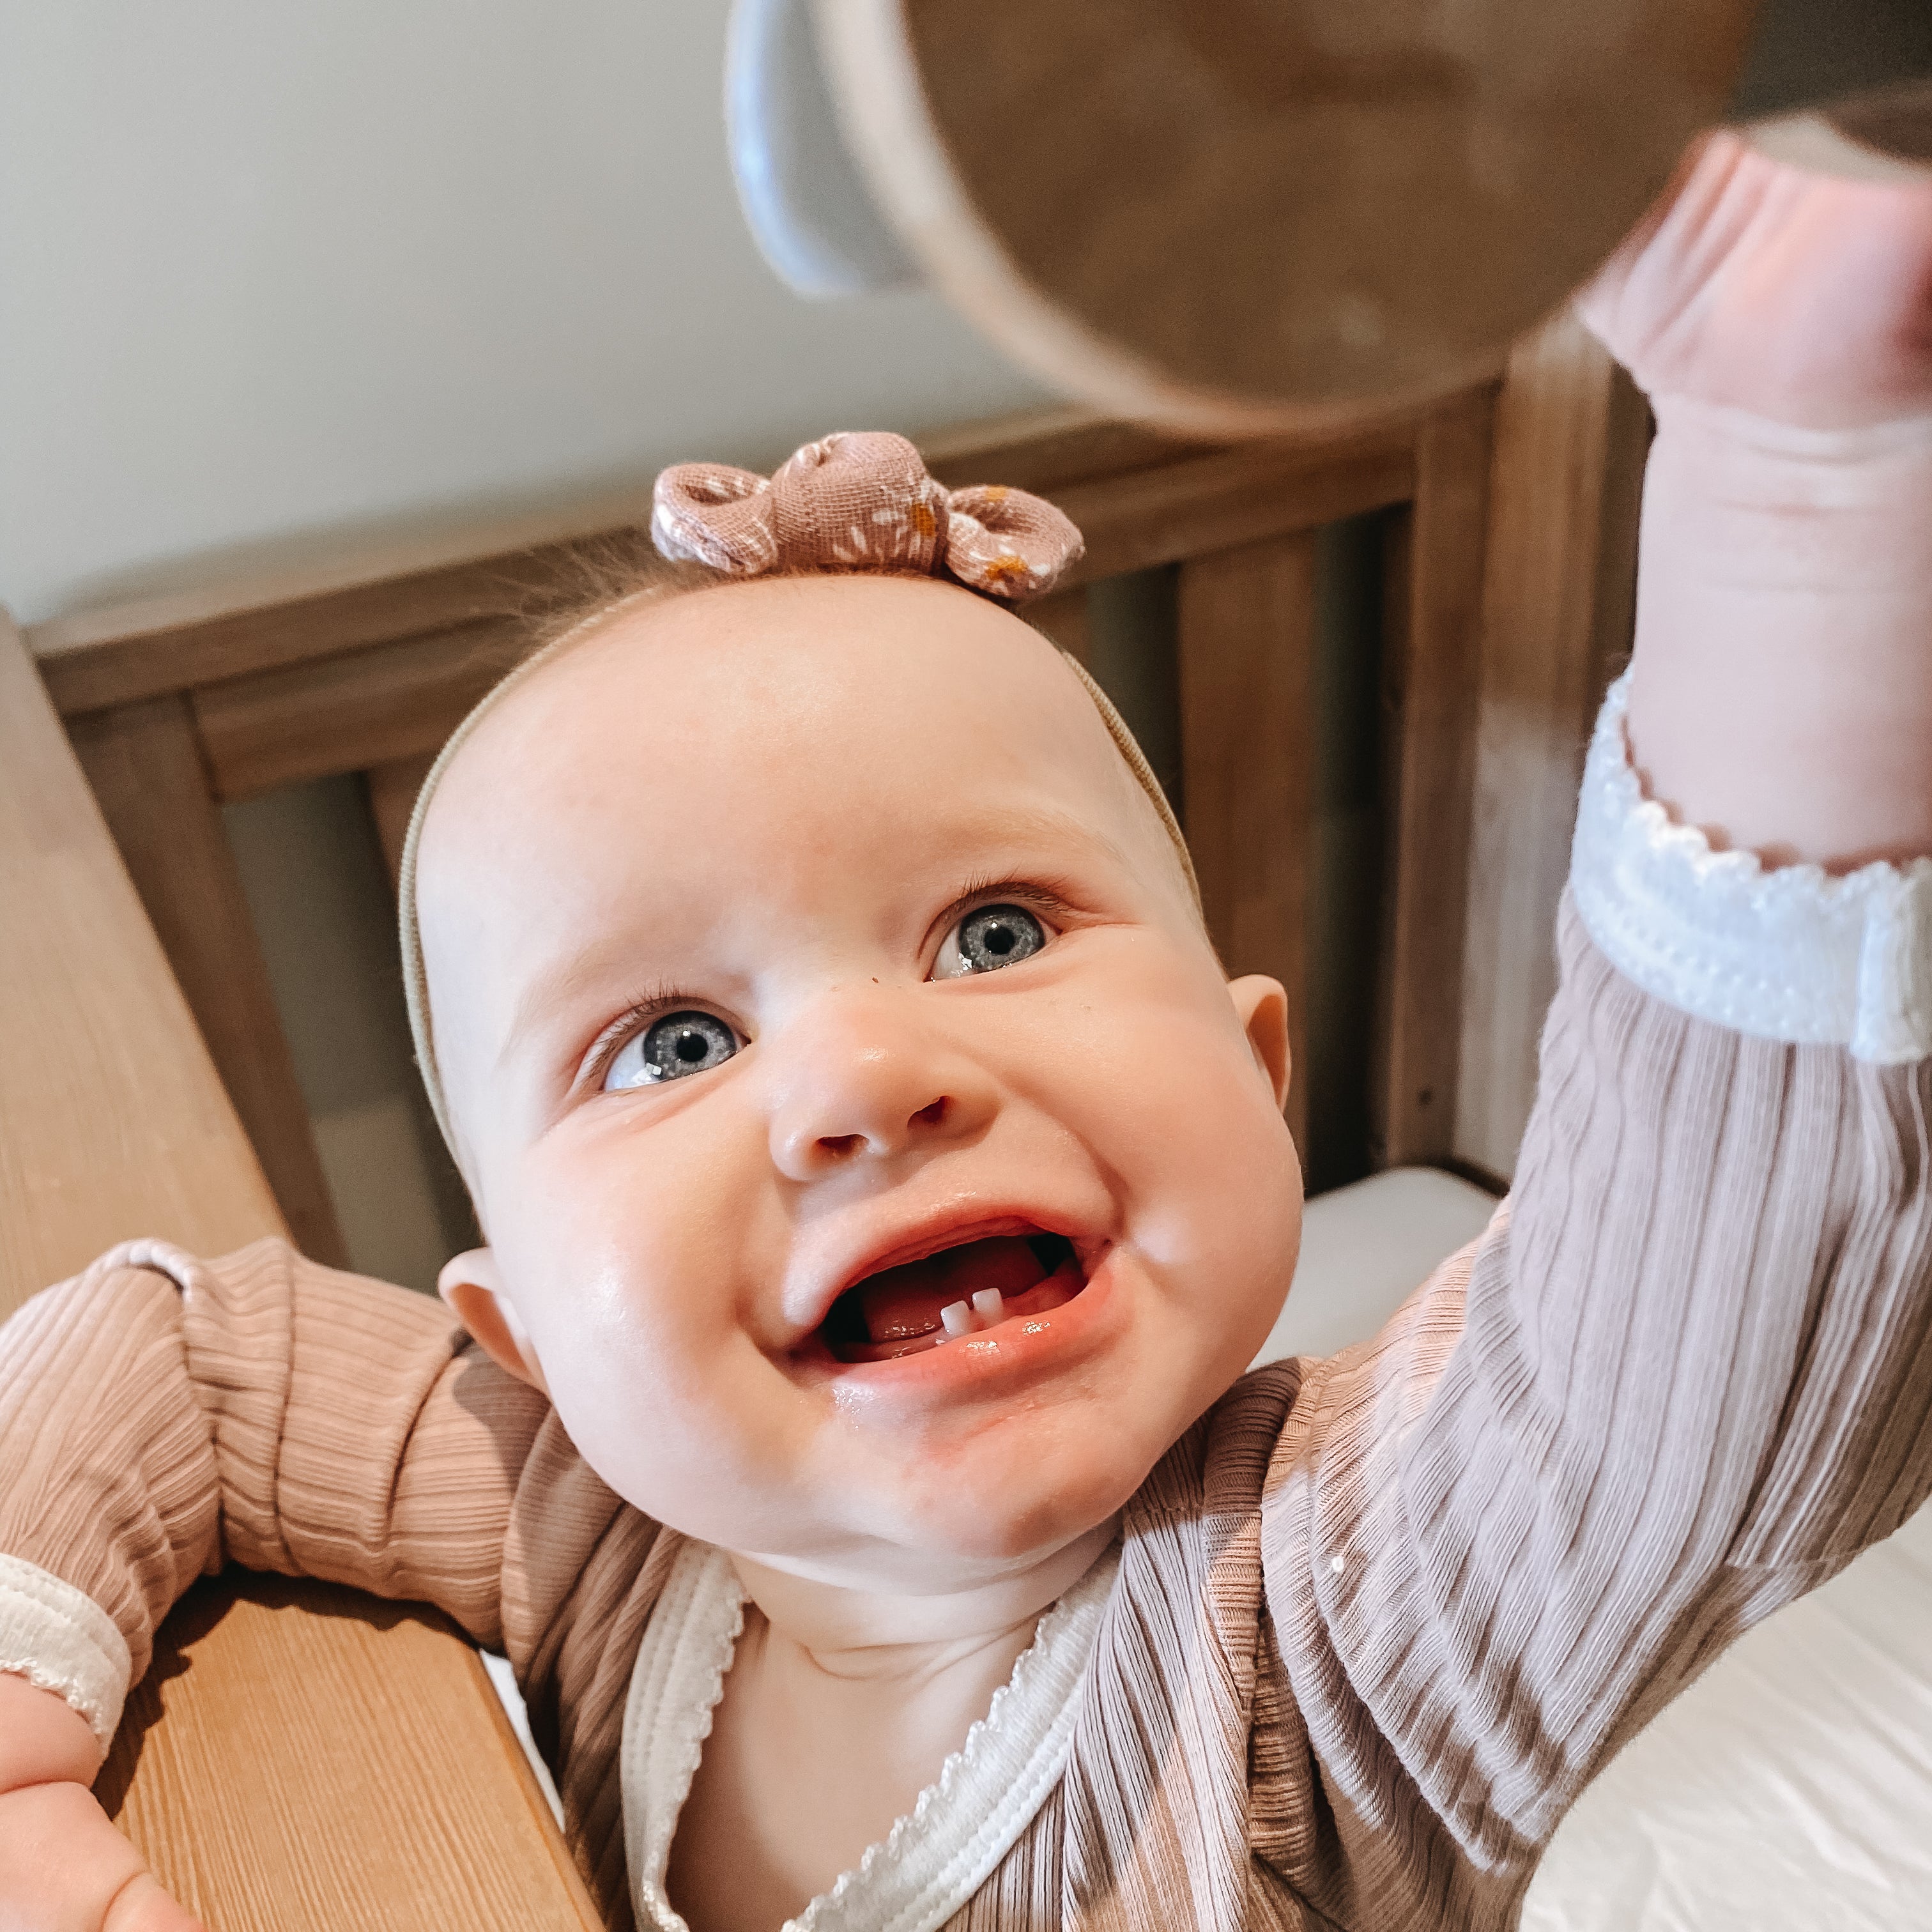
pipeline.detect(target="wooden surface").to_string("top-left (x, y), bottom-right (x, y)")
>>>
top-left (0, 618), bottom-right (286, 1312)
top-left (28, 410), bottom-right (1421, 738)
top-left (1454, 313), bottom-right (1649, 1181)
top-left (1, 613), bottom-right (605, 1927)
top-left (1372, 389), bottom-right (1498, 1171)
top-left (193, 617), bottom-right (518, 801)
top-left (66, 696), bottom-right (348, 1268)
top-left (1178, 532), bottom-right (1319, 1158)
top-left (100, 1573), bottom-right (602, 1932)
top-left (821, 0), bottom-right (1756, 431)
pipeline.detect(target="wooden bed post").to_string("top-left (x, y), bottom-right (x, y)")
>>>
top-left (1177, 532), bottom-right (1320, 1156)
top-left (1372, 384), bottom-right (1499, 1173)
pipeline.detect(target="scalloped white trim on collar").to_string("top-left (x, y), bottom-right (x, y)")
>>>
top-left (622, 1535), bottom-right (1117, 1932)
top-left (1571, 673), bottom-right (1932, 1064)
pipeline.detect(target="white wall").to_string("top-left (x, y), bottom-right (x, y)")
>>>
top-left (0, 1), bottom-right (1046, 624)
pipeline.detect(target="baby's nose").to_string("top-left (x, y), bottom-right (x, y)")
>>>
top-left (767, 998), bottom-right (994, 1180)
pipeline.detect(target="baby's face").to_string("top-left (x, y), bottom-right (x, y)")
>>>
top-left (418, 575), bottom-right (1301, 1593)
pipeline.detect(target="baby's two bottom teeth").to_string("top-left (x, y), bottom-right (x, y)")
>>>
top-left (937, 1289), bottom-right (1006, 1342)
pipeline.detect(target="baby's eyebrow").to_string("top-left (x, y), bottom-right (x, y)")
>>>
top-left (493, 800), bottom-right (1137, 1075)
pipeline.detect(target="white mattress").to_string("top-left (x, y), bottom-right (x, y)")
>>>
top-left (1270, 1167), bottom-right (1932, 1931)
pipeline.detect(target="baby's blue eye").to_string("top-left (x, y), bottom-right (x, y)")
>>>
top-left (604, 1010), bottom-right (739, 1091)
top-left (933, 903), bottom-right (1047, 979)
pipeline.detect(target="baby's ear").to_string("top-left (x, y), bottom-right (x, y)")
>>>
top-left (438, 1249), bottom-right (548, 1393)
top-left (1227, 975), bottom-right (1291, 1110)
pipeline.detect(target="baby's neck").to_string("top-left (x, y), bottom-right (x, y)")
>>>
top-left (666, 1521), bottom-right (1119, 1932)
top-left (724, 1517), bottom-right (1117, 1672)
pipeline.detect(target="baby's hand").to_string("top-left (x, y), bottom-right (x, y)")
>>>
top-left (0, 1671), bottom-right (206, 1932)
top-left (1581, 129), bottom-right (1932, 871)
top-left (1578, 128), bottom-right (1932, 433)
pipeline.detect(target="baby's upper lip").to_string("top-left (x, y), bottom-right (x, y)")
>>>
top-left (787, 1203), bottom-right (1087, 1342)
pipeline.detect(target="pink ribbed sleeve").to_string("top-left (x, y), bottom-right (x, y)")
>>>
top-left (1248, 900), bottom-right (1932, 1927)
top-left (0, 1241), bottom-right (548, 1691)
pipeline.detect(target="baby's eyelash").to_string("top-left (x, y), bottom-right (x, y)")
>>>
top-left (575, 984), bottom-right (688, 1091)
top-left (936, 877), bottom-right (1084, 933)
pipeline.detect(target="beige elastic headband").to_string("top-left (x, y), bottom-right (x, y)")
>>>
top-left (400, 431), bottom-right (1199, 1163)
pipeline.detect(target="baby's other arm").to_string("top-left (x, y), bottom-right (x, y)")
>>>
top-left (1255, 135), bottom-right (1932, 1929)
top-left (0, 1238), bottom-right (554, 1773)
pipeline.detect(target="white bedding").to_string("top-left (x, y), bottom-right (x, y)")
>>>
top-left (1271, 1167), bottom-right (1932, 1931)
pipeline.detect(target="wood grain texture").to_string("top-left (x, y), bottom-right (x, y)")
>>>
top-left (100, 1574), bottom-right (602, 1932)
top-left (1454, 313), bottom-right (1649, 1181)
top-left (28, 407), bottom-right (1423, 726)
top-left (31, 408), bottom-right (1178, 721)
top-left (27, 505), bottom-right (647, 718)
top-left (1372, 388), bottom-right (1498, 1170)
top-left (65, 696), bottom-right (348, 1266)
top-left (0, 618), bottom-right (285, 1314)
top-left (367, 750), bottom-right (441, 892)
top-left (1178, 534), bottom-right (1319, 1158)
top-left (1055, 431), bottom-right (1415, 587)
top-left (194, 617), bottom-right (520, 802)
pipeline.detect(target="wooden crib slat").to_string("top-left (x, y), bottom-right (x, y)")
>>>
top-left (0, 620), bottom-right (286, 1309)
top-left (1057, 429), bottom-right (1415, 586)
top-left (1372, 386), bottom-right (1498, 1172)
top-left (1177, 533), bottom-right (1319, 1157)
top-left (1455, 314), bottom-right (1648, 1182)
top-left (65, 694), bottom-right (348, 1269)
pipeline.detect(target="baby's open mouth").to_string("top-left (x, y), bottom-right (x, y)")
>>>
top-left (818, 1232), bottom-right (1085, 1363)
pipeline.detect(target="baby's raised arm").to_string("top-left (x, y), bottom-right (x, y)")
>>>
top-left (1255, 134), bottom-right (1932, 1925)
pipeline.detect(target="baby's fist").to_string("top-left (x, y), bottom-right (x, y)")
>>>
top-left (0, 1781), bottom-right (204, 1932)
top-left (0, 1671), bottom-right (205, 1932)
top-left (1579, 130), bottom-right (1932, 433)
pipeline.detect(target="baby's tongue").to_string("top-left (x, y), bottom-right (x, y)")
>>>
top-left (854, 1236), bottom-right (1048, 1344)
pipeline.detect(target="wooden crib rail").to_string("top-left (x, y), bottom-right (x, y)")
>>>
top-left (1, 618), bottom-right (604, 1927)
top-left (27, 387), bottom-right (1523, 1259)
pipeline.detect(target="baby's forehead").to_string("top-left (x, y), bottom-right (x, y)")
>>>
top-left (425, 575), bottom-right (1155, 888)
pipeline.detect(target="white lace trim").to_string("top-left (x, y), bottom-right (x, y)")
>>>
top-left (0, 1552), bottom-right (132, 1755)
top-left (1571, 674), bottom-right (1932, 1064)
top-left (622, 1535), bottom-right (1119, 1932)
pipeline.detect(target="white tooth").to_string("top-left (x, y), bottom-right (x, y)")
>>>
top-left (971, 1288), bottom-right (1005, 1326)
top-left (940, 1300), bottom-right (976, 1338)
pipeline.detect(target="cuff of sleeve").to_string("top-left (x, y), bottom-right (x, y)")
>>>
top-left (0, 1552), bottom-right (132, 1756)
top-left (1570, 673), bottom-right (1932, 1064)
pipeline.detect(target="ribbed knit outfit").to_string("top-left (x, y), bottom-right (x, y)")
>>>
top-left (3, 675), bottom-right (1930, 1932)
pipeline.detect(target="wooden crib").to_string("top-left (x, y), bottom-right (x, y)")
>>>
top-left (0, 313), bottom-right (1644, 1926)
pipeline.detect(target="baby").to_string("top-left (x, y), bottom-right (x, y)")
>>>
top-left (3, 134), bottom-right (1932, 1932)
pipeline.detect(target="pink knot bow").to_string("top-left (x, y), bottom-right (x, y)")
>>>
top-left (650, 431), bottom-right (1084, 603)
